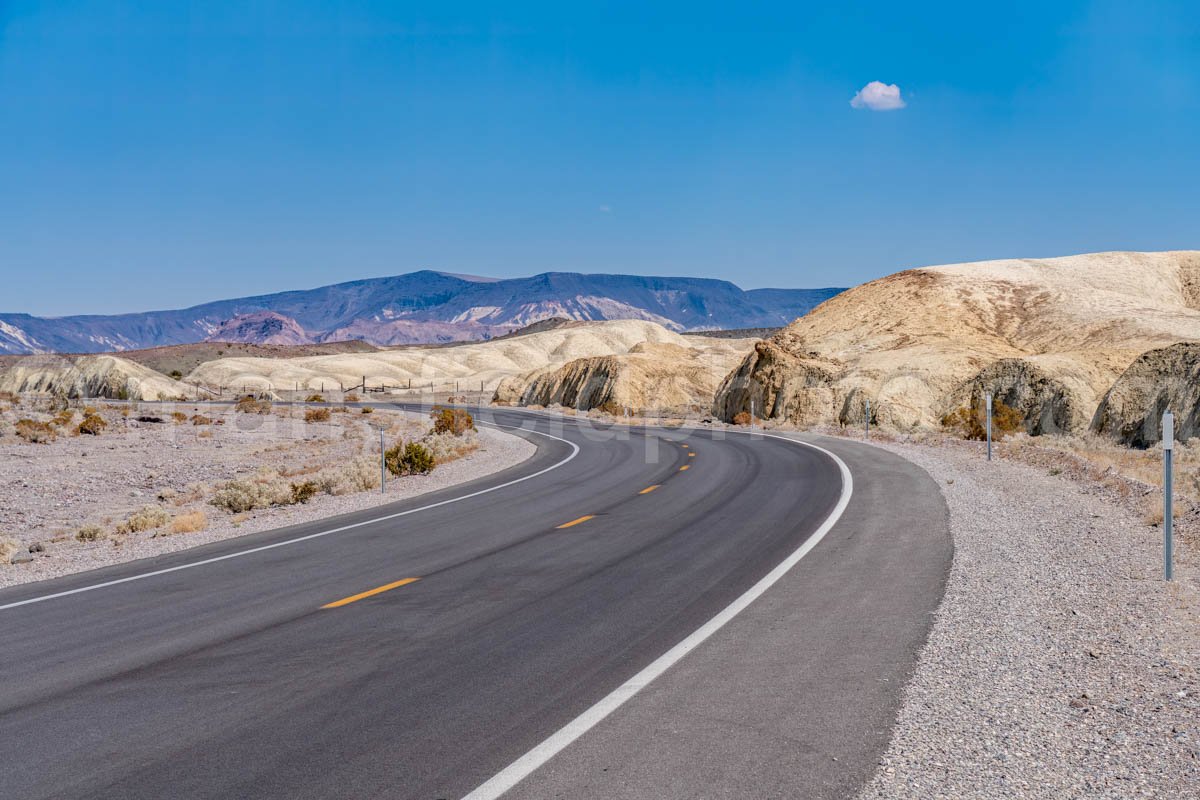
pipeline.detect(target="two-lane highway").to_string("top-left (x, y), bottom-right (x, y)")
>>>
top-left (0, 407), bottom-right (948, 799)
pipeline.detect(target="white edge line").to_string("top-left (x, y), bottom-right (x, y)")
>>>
top-left (460, 432), bottom-right (854, 800)
top-left (0, 422), bottom-right (579, 612)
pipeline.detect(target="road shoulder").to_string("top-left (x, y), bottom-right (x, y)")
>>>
top-left (505, 434), bottom-right (952, 800)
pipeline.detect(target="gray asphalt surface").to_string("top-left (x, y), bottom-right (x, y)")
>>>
top-left (0, 408), bottom-right (949, 800)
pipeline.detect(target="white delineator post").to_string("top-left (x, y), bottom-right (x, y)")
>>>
top-left (986, 393), bottom-right (993, 461)
top-left (1163, 410), bottom-right (1174, 582)
top-left (380, 428), bottom-right (386, 496)
top-left (865, 398), bottom-right (870, 439)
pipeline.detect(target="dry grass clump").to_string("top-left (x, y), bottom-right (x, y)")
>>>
top-left (361, 407), bottom-right (373, 414)
top-left (305, 394), bottom-right (325, 403)
top-left (76, 524), bottom-right (106, 542)
top-left (0, 536), bottom-right (20, 563)
top-left (326, 457), bottom-right (381, 494)
top-left (304, 407), bottom-right (331, 423)
top-left (15, 419), bottom-right (57, 443)
top-left (422, 429), bottom-right (479, 464)
top-left (76, 410), bottom-right (107, 436)
top-left (169, 510), bottom-right (208, 534)
top-left (52, 409), bottom-right (75, 427)
top-left (344, 392), bottom-right (360, 402)
top-left (171, 411), bottom-right (188, 424)
top-left (732, 411), bottom-right (752, 426)
top-left (116, 505), bottom-right (171, 535)
top-left (191, 414), bottom-right (214, 425)
top-left (430, 406), bottom-right (475, 436)
top-left (290, 481), bottom-right (318, 504)
top-left (210, 472), bottom-right (338, 513)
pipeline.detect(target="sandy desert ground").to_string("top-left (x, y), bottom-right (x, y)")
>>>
top-left (0, 396), bottom-right (533, 588)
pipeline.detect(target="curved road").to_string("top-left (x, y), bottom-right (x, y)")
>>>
top-left (0, 407), bottom-right (950, 799)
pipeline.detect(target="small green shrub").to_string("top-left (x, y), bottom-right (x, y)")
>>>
top-left (385, 441), bottom-right (436, 476)
top-left (361, 407), bottom-right (373, 414)
top-left (168, 369), bottom-right (184, 380)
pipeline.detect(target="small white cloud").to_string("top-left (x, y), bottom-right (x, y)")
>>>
top-left (850, 81), bottom-right (906, 111)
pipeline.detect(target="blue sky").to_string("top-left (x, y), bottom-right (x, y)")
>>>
top-left (2, 1), bottom-right (1198, 315)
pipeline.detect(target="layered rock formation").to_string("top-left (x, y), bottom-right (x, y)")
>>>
top-left (714, 251), bottom-right (1200, 433)
top-left (494, 339), bottom-right (754, 415)
top-left (0, 355), bottom-right (196, 401)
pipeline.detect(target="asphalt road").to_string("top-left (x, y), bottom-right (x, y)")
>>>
top-left (0, 407), bottom-right (950, 799)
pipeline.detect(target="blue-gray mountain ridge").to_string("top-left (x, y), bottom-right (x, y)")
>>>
top-left (0, 271), bottom-right (844, 354)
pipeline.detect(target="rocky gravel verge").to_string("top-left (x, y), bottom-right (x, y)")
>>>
top-left (856, 439), bottom-right (1199, 799)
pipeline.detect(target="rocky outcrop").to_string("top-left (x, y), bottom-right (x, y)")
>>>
top-left (495, 340), bottom-right (754, 415)
top-left (1092, 343), bottom-right (1200, 447)
top-left (205, 312), bottom-right (312, 346)
top-left (0, 355), bottom-right (197, 401)
top-left (714, 251), bottom-right (1200, 433)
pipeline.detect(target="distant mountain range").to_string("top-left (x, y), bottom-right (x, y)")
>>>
top-left (0, 271), bottom-right (844, 354)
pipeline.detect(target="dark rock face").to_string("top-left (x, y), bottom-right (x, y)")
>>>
top-left (1092, 343), bottom-right (1200, 447)
top-left (0, 272), bottom-right (843, 354)
top-left (953, 359), bottom-right (1082, 435)
top-left (712, 340), bottom-right (837, 424)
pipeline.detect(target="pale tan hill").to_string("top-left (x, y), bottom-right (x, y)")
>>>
top-left (186, 320), bottom-right (695, 394)
top-left (0, 355), bottom-right (197, 401)
top-left (494, 338), bottom-right (755, 415)
top-left (715, 251), bottom-right (1200, 432)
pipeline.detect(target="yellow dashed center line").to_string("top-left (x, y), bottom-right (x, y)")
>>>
top-left (556, 515), bottom-right (595, 529)
top-left (639, 485), bottom-right (661, 495)
top-left (679, 465), bottom-right (690, 471)
top-left (322, 577), bottom-right (420, 609)
top-left (688, 452), bottom-right (696, 457)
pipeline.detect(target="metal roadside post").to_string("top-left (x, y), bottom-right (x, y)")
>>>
top-left (380, 427), bottom-right (386, 496)
top-left (1163, 410), bottom-right (1174, 581)
top-left (865, 398), bottom-right (870, 439)
top-left (986, 392), bottom-right (993, 461)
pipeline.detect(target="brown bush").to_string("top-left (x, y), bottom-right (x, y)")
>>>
top-left (941, 400), bottom-right (1023, 441)
top-left (732, 411), bottom-right (752, 426)
top-left (51, 409), bottom-right (75, 428)
top-left (290, 481), bottom-right (319, 504)
top-left (191, 414), bottom-right (214, 426)
top-left (15, 419), bottom-right (57, 443)
top-left (77, 412), bottom-right (107, 436)
top-left (344, 392), bottom-right (360, 402)
top-left (361, 407), bottom-right (373, 414)
top-left (304, 407), bottom-right (331, 423)
top-left (115, 505), bottom-right (170, 534)
top-left (430, 406), bottom-right (475, 436)
top-left (305, 394), bottom-right (325, 403)
top-left (235, 395), bottom-right (271, 414)
top-left (171, 411), bottom-right (188, 424)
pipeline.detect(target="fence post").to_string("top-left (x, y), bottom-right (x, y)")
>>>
top-left (986, 393), bottom-right (993, 461)
top-left (1164, 410), bottom-right (1174, 581)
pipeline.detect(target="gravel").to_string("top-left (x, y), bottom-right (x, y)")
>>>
top-left (0, 404), bottom-right (534, 589)
top-left (856, 438), bottom-right (1200, 799)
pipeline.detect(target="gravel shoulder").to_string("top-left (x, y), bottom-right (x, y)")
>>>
top-left (0, 403), bottom-right (534, 589)
top-left (856, 437), bottom-right (1200, 799)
